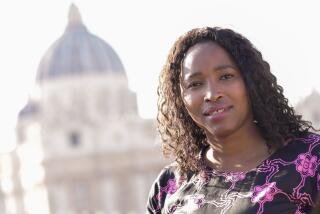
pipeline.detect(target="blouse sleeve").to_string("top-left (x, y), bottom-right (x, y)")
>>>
top-left (146, 164), bottom-right (178, 214)
top-left (146, 177), bottom-right (161, 214)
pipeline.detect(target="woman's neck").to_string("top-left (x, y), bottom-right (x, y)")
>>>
top-left (205, 125), bottom-right (271, 172)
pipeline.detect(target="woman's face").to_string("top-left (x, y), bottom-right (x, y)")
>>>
top-left (180, 41), bottom-right (253, 139)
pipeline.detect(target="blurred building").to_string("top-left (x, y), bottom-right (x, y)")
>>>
top-left (295, 90), bottom-right (320, 130)
top-left (0, 4), bottom-right (167, 214)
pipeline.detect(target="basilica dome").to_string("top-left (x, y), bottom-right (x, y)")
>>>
top-left (36, 4), bottom-right (125, 82)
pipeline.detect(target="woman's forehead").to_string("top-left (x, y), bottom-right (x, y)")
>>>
top-left (181, 42), bottom-right (236, 75)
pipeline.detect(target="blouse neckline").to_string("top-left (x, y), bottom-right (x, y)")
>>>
top-left (200, 137), bottom-right (294, 176)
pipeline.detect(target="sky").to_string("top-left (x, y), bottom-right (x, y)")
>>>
top-left (1, 0), bottom-right (320, 153)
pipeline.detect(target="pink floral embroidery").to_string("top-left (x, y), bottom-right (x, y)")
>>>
top-left (251, 182), bottom-right (278, 203)
top-left (166, 179), bottom-right (178, 194)
top-left (193, 194), bottom-right (205, 208)
top-left (225, 172), bottom-right (246, 183)
top-left (156, 176), bottom-right (185, 211)
top-left (295, 153), bottom-right (317, 177)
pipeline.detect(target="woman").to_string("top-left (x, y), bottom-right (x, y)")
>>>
top-left (146, 27), bottom-right (320, 213)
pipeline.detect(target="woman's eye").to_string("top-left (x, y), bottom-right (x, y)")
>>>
top-left (220, 74), bottom-right (234, 80)
top-left (187, 82), bottom-right (202, 89)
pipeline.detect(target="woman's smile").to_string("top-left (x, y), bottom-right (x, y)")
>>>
top-left (203, 105), bottom-right (233, 122)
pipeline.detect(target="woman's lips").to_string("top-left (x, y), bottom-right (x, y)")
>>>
top-left (203, 106), bottom-right (232, 121)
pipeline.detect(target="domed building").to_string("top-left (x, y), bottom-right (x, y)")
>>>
top-left (0, 4), bottom-right (167, 214)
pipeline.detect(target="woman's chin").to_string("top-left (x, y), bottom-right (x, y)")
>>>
top-left (204, 126), bottom-right (235, 139)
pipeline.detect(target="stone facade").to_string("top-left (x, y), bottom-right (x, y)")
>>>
top-left (0, 4), bottom-right (167, 214)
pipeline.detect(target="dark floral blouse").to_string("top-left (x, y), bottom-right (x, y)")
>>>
top-left (146, 133), bottom-right (320, 214)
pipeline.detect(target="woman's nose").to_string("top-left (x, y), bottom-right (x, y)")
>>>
top-left (204, 83), bottom-right (222, 102)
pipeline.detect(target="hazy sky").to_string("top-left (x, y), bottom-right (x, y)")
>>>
top-left (1, 0), bottom-right (320, 152)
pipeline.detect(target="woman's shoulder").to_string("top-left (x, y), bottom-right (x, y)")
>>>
top-left (268, 132), bottom-right (320, 161)
top-left (146, 162), bottom-right (193, 213)
top-left (153, 162), bottom-right (193, 185)
top-left (283, 132), bottom-right (320, 156)
top-left (155, 162), bottom-right (179, 182)
top-left (293, 132), bottom-right (320, 147)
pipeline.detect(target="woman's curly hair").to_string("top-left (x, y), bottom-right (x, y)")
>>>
top-left (157, 27), bottom-right (315, 173)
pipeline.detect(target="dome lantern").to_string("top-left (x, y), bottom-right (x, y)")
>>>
top-left (68, 4), bottom-right (83, 27)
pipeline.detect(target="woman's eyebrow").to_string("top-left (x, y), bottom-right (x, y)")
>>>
top-left (184, 64), bottom-right (237, 80)
top-left (183, 72), bottom-right (202, 81)
top-left (214, 65), bottom-right (238, 71)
